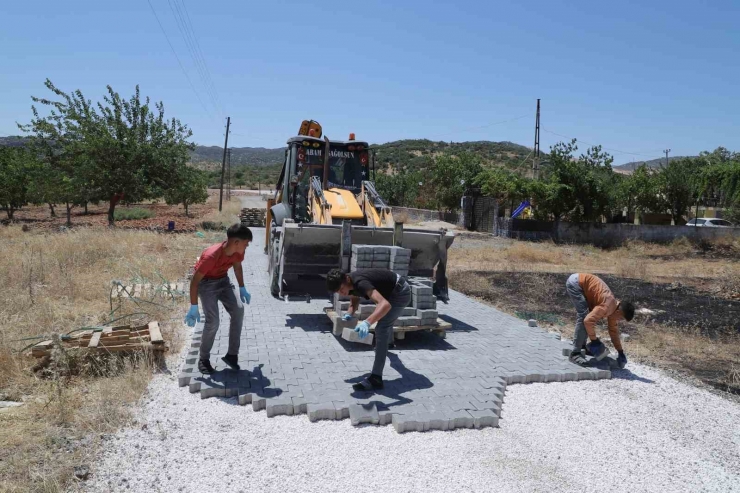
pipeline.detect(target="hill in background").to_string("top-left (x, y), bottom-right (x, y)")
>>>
top-left (613, 155), bottom-right (693, 172)
top-left (6, 133), bottom-right (680, 176)
top-left (372, 139), bottom-right (534, 172)
top-left (0, 136), bottom-right (29, 148)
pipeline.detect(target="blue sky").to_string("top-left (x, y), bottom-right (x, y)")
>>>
top-left (1, 0), bottom-right (738, 164)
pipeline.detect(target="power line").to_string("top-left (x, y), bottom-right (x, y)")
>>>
top-left (146, 0), bottom-right (218, 126)
top-left (178, 0), bottom-right (225, 117)
top-left (166, 0), bottom-right (223, 119)
top-left (541, 128), bottom-right (664, 158)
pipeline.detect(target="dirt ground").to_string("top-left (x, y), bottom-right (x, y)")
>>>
top-left (447, 236), bottom-right (740, 395)
top-left (0, 195), bottom-right (239, 492)
top-left (1, 191), bottom-right (243, 232)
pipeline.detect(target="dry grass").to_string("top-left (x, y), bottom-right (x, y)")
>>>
top-left (200, 197), bottom-right (242, 228)
top-left (448, 235), bottom-right (740, 395)
top-left (450, 236), bottom-right (740, 286)
top-left (0, 225), bottom-right (212, 492)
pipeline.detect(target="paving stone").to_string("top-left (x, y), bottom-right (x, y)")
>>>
top-left (179, 228), bottom-right (612, 433)
top-left (333, 316), bottom-right (357, 336)
top-left (307, 402), bottom-right (336, 422)
top-left (447, 410), bottom-right (475, 429)
top-left (469, 409), bottom-right (500, 429)
top-left (349, 403), bottom-right (380, 426)
top-left (266, 396), bottom-right (295, 417)
top-left (341, 327), bottom-right (374, 345)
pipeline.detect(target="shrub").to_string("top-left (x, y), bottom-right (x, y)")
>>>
top-left (113, 207), bottom-right (155, 221)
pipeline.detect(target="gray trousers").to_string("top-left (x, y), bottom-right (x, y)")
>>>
top-left (371, 279), bottom-right (412, 377)
top-left (566, 273), bottom-right (590, 351)
top-left (198, 277), bottom-right (244, 359)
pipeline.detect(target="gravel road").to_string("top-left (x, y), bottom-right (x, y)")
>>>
top-left (240, 192), bottom-right (269, 210)
top-left (80, 354), bottom-right (740, 493)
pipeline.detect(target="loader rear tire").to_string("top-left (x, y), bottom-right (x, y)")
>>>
top-left (270, 264), bottom-right (280, 297)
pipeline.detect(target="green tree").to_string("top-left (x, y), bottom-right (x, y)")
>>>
top-left (535, 140), bottom-right (617, 222)
top-left (659, 158), bottom-right (698, 224)
top-left (24, 80), bottom-right (194, 225)
top-left (0, 147), bottom-right (34, 219)
top-left (164, 167), bottom-right (209, 216)
top-left (430, 152), bottom-right (483, 210)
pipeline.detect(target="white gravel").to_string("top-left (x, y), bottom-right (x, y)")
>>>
top-left (80, 358), bottom-right (740, 493)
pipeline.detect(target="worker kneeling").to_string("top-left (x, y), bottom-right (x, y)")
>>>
top-left (566, 273), bottom-right (635, 369)
top-left (326, 268), bottom-right (411, 392)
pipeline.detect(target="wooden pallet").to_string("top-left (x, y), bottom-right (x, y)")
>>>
top-left (30, 321), bottom-right (166, 358)
top-left (240, 208), bottom-right (266, 227)
top-left (113, 282), bottom-right (187, 299)
top-left (324, 309), bottom-right (449, 340)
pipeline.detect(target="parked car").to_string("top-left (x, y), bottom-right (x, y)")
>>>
top-left (686, 218), bottom-right (735, 227)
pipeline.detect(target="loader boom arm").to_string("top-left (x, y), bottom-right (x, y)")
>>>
top-left (361, 180), bottom-right (394, 227)
top-left (310, 176), bottom-right (333, 225)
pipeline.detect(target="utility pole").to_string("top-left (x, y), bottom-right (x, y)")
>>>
top-left (226, 148), bottom-right (231, 201)
top-left (663, 149), bottom-right (671, 167)
top-left (219, 117), bottom-right (230, 212)
top-left (533, 99), bottom-right (541, 180)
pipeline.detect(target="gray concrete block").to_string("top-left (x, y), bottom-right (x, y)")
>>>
top-left (411, 285), bottom-right (433, 296)
top-left (401, 307), bottom-right (417, 316)
top-left (446, 411), bottom-right (473, 430)
top-left (333, 316), bottom-right (357, 336)
top-left (342, 327), bottom-right (374, 345)
top-left (308, 402), bottom-right (336, 422)
top-left (238, 393), bottom-right (252, 406)
top-left (425, 411), bottom-right (451, 431)
top-left (291, 396), bottom-right (308, 414)
top-left (349, 403), bottom-right (380, 426)
top-left (392, 414), bottom-right (421, 433)
top-left (266, 396), bottom-right (295, 417)
top-left (469, 409), bottom-right (499, 429)
top-left (416, 309), bottom-right (438, 320)
top-left (333, 402), bottom-right (350, 420)
top-left (178, 373), bottom-right (192, 387)
top-left (251, 394), bottom-right (267, 411)
top-left (401, 316), bottom-right (422, 326)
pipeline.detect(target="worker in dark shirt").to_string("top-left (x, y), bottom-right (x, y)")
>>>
top-left (326, 268), bottom-right (412, 392)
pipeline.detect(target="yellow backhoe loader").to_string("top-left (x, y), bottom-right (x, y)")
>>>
top-left (266, 121), bottom-right (455, 299)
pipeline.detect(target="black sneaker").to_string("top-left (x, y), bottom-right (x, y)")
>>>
top-left (353, 374), bottom-right (384, 391)
top-left (198, 359), bottom-right (215, 375)
top-left (569, 351), bottom-right (588, 366)
top-left (221, 354), bottom-right (240, 371)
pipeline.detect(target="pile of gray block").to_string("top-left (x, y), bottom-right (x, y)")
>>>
top-left (330, 273), bottom-right (439, 334)
top-left (350, 245), bottom-right (410, 277)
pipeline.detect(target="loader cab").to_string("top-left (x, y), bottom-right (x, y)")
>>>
top-left (283, 136), bottom-right (371, 224)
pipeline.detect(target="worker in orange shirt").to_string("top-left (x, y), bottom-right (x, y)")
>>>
top-left (566, 273), bottom-right (635, 368)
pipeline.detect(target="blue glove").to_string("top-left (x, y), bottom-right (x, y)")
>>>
top-left (342, 313), bottom-right (354, 321)
top-left (354, 320), bottom-right (371, 339)
top-left (185, 305), bottom-right (200, 327)
top-left (239, 286), bottom-right (251, 304)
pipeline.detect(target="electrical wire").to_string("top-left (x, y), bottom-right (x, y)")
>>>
top-left (166, 0), bottom-right (224, 119)
top-left (146, 0), bottom-right (219, 126)
top-left (178, 0), bottom-right (225, 117)
top-left (541, 128), bottom-right (665, 158)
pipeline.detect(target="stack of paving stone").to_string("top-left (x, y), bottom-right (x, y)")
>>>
top-left (350, 245), bottom-right (411, 276)
top-left (410, 281), bottom-right (437, 310)
top-left (239, 208), bottom-right (266, 227)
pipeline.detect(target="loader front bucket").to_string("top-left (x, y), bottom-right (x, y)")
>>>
top-left (274, 222), bottom-right (455, 299)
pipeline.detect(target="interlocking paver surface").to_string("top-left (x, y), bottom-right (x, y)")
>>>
top-left (179, 228), bottom-right (609, 432)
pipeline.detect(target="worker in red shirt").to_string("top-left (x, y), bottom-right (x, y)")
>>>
top-left (566, 273), bottom-right (635, 368)
top-left (185, 224), bottom-right (252, 374)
